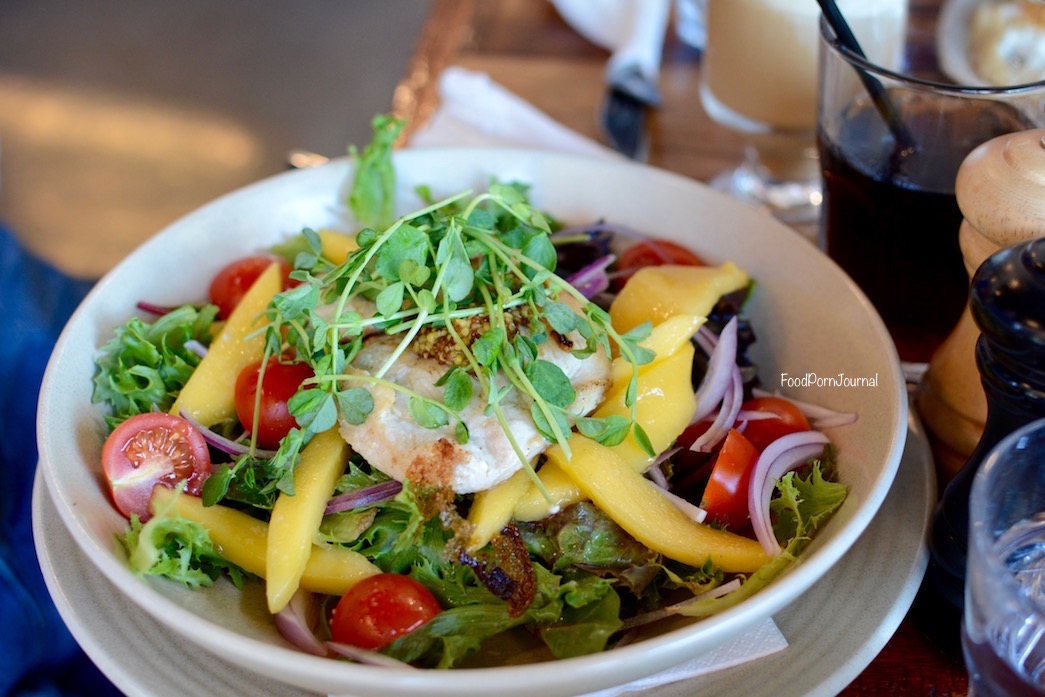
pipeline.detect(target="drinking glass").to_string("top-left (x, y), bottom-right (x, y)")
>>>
top-left (964, 418), bottom-right (1045, 696)
top-left (699, 0), bottom-right (907, 237)
top-left (817, 14), bottom-right (1045, 363)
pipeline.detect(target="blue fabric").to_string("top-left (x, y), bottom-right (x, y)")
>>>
top-left (0, 224), bottom-right (121, 696)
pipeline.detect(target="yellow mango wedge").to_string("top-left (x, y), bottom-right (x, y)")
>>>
top-left (318, 229), bottom-right (358, 263)
top-left (149, 487), bottom-right (379, 596)
top-left (512, 462), bottom-right (585, 522)
top-left (608, 313), bottom-right (703, 389)
top-left (514, 344), bottom-right (698, 522)
top-left (552, 436), bottom-right (771, 572)
top-left (466, 469), bottom-right (532, 551)
top-left (170, 262), bottom-right (281, 426)
top-left (266, 428), bottom-right (351, 613)
top-left (609, 262), bottom-right (749, 334)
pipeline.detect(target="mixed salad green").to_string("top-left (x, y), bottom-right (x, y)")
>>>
top-left (90, 115), bottom-right (850, 668)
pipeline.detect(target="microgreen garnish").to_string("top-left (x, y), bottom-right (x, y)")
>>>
top-left (230, 181), bottom-right (654, 504)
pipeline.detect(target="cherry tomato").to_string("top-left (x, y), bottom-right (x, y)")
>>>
top-left (209, 256), bottom-right (295, 319)
top-left (613, 239), bottom-right (705, 289)
top-left (700, 428), bottom-right (759, 529)
top-left (329, 573), bottom-right (442, 650)
top-left (101, 413), bottom-right (212, 521)
top-left (739, 397), bottom-right (812, 452)
top-left (233, 357), bottom-right (314, 449)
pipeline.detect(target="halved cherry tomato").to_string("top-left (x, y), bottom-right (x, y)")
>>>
top-left (739, 397), bottom-right (811, 452)
top-left (101, 413), bottom-right (212, 521)
top-left (613, 239), bottom-right (705, 290)
top-left (209, 255), bottom-right (295, 319)
top-left (700, 428), bottom-right (759, 529)
top-left (233, 357), bottom-right (314, 449)
top-left (329, 573), bottom-right (442, 650)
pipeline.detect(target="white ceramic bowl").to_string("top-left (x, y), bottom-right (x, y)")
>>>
top-left (36, 148), bottom-right (907, 697)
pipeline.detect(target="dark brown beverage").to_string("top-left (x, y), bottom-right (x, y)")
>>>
top-left (818, 92), bottom-right (1035, 363)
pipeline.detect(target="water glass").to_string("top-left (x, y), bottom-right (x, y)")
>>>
top-left (964, 418), bottom-right (1045, 696)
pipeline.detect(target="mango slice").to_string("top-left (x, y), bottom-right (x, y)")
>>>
top-left (266, 428), bottom-right (351, 612)
top-left (318, 229), bottom-right (358, 263)
top-left (607, 313), bottom-right (703, 389)
top-left (609, 262), bottom-right (749, 334)
top-left (149, 487), bottom-right (379, 596)
top-left (514, 344), bottom-right (697, 521)
top-left (551, 436), bottom-right (771, 572)
top-left (170, 262), bottom-right (281, 426)
top-left (466, 469), bottom-right (532, 551)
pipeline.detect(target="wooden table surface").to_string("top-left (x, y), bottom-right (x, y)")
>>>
top-left (392, 1), bottom-right (970, 694)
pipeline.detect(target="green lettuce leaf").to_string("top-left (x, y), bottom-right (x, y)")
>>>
top-left (92, 303), bottom-right (217, 428)
top-left (348, 114), bottom-right (405, 229)
top-left (120, 509), bottom-right (249, 590)
top-left (678, 454), bottom-right (848, 618)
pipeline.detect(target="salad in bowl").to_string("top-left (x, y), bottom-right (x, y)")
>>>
top-left (37, 118), bottom-right (907, 696)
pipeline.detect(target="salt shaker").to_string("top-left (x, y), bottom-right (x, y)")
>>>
top-left (920, 234), bottom-right (1045, 655)
top-left (917, 129), bottom-right (1045, 485)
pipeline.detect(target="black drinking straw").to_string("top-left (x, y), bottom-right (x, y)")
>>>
top-left (817, 0), bottom-right (916, 155)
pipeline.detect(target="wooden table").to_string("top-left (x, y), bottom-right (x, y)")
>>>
top-left (392, 1), bottom-right (970, 694)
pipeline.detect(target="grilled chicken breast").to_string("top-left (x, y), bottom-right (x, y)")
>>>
top-left (338, 325), bottom-right (612, 494)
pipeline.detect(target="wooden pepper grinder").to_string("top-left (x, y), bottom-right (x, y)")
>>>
top-left (916, 129), bottom-right (1045, 486)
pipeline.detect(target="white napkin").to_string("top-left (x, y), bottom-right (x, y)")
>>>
top-left (408, 66), bottom-right (621, 161)
top-left (406, 65), bottom-right (790, 695)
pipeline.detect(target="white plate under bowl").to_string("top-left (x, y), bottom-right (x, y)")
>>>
top-left (36, 148), bottom-right (907, 697)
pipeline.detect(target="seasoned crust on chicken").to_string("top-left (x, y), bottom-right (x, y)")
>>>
top-left (337, 325), bottom-right (612, 494)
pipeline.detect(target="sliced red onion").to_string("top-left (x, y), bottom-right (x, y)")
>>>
top-left (325, 480), bottom-right (403, 515)
top-left (136, 300), bottom-right (175, 316)
top-left (622, 577), bottom-right (743, 629)
top-left (652, 482), bottom-right (707, 524)
top-left (690, 363), bottom-right (743, 453)
top-left (326, 642), bottom-right (417, 669)
top-left (666, 577), bottom-right (743, 614)
top-left (734, 409), bottom-right (781, 436)
top-left (184, 339), bottom-right (208, 358)
top-left (274, 590), bottom-right (332, 657)
top-left (645, 446), bottom-right (681, 492)
top-left (179, 410), bottom-right (278, 459)
top-left (750, 388), bottom-right (859, 430)
top-left (693, 324), bottom-right (718, 356)
top-left (747, 430), bottom-right (831, 556)
top-left (691, 316), bottom-right (738, 424)
top-left (734, 410), bottom-right (782, 423)
top-left (565, 254), bottom-right (615, 298)
top-left (810, 412), bottom-right (859, 429)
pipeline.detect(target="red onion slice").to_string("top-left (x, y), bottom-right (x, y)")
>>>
top-left (747, 430), bottom-right (831, 556)
top-left (179, 410), bottom-right (278, 459)
top-left (691, 316), bottom-right (738, 424)
top-left (690, 364), bottom-right (743, 453)
top-left (184, 339), bottom-right (208, 358)
top-left (750, 388), bottom-right (858, 430)
top-left (565, 254), bottom-right (615, 298)
top-left (326, 642), bottom-right (417, 669)
top-left (325, 480), bottom-right (404, 515)
top-left (693, 325), bottom-right (718, 356)
top-left (136, 300), bottom-right (175, 316)
top-left (652, 482), bottom-right (708, 524)
top-left (274, 590), bottom-right (332, 657)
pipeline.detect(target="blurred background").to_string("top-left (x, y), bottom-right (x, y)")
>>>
top-left (0, 0), bottom-right (432, 279)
